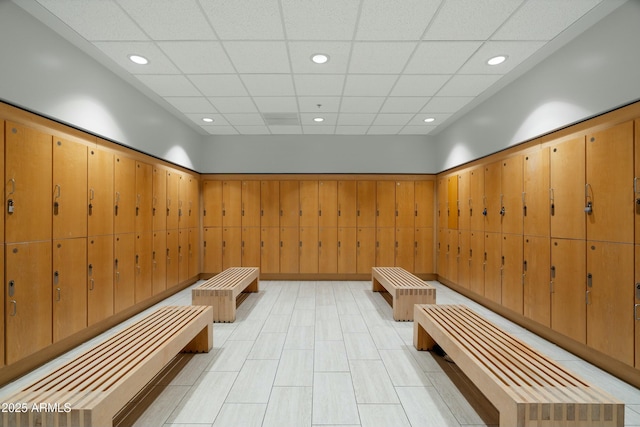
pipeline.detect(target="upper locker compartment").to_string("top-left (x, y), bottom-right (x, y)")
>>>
top-left (53, 137), bottom-right (88, 239)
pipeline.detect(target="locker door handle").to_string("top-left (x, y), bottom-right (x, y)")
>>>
top-left (550, 266), bottom-right (556, 278)
top-left (54, 271), bottom-right (59, 285)
top-left (587, 273), bottom-right (593, 287)
top-left (634, 177), bottom-right (640, 205)
top-left (8, 177), bottom-right (16, 195)
top-left (88, 264), bottom-right (93, 277)
top-left (586, 290), bottom-right (591, 305)
top-left (8, 280), bottom-right (15, 297)
top-left (635, 304), bottom-right (640, 321)
top-left (10, 300), bottom-right (17, 316)
top-left (584, 184), bottom-right (593, 214)
top-left (54, 184), bottom-right (61, 215)
top-left (89, 279), bottom-right (95, 291)
top-left (549, 188), bottom-right (555, 216)
top-left (56, 288), bottom-right (61, 302)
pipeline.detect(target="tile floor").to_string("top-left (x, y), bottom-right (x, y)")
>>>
top-left (1, 280), bottom-right (640, 426)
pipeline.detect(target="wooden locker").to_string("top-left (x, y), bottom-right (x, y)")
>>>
top-left (166, 170), bottom-right (180, 230)
top-left (523, 236), bottom-right (551, 327)
top-left (114, 233), bottom-right (135, 313)
top-left (338, 227), bottom-right (357, 274)
top-left (523, 148), bottom-right (550, 237)
top-left (338, 180), bottom-right (357, 228)
top-left (53, 137), bottom-right (87, 239)
top-left (457, 230), bottom-right (470, 289)
top-left (586, 121), bottom-right (634, 243)
top-left (376, 227), bottom-right (395, 267)
top-left (437, 228), bottom-right (447, 279)
top-left (550, 238), bottom-right (586, 344)
top-left (468, 231), bottom-right (485, 296)
top-left (356, 227), bottom-right (375, 274)
top-left (203, 227), bottom-right (222, 273)
top-left (188, 175), bottom-right (199, 229)
top-left (469, 167), bottom-right (485, 231)
top-left (134, 232), bottom-right (153, 303)
top-left (202, 180), bottom-right (222, 227)
top-left (261, 227), bottom-right (280, 274)
top-left (414, 227), bottom-right (434, 274)
top-left (484, 232), bottom-right (502, 304)
top-left (5, 121), bottom-right (52, 243)
top-left (261, 181), bottom-right (280, 227)
top-left (447, 176), bottom-right (458, 230)
top-left (300, 180), bottom-right (319, 227)
top-left (0, 243), bottom-right (3, 367)
top-left (114, 156), bottom-right (136, 235)
top-left (242, 227), bottom-right (260, 267)
top-left (178, 174), bottom-right (188, 229)
top-left (437, 177), bottom-right (447, 229)
top-left (396, 181), bottom-right (415, 229)
top-left (5, 241), bottom-right (52, 364)
top-left (415, 180), bottom-right (434, 229)
top-left (635, 245), bottom-right (640, 368)
top-left (319, 180), bottom-right (338, 228)
top-left (135, 161), bottom-right (153, 233)
top-left (395, 227), bottom-right (414, 272)
top-left (152, 231), bottom-right (167, 295)
top-left (586, 241), bottom-right (634, 366)
top-left (280, 180), bottom-right (300, 228)
top-left (223, 180), bottom-right (242, 227)
top-left (242, 181), bottom-right (260, 227)
top-left (152, 166), bottom-right (167, 231)
top-left (53, 238), bottom-right (87, 342)
top-left (222, 227), bottom-right (242, 270)
top-left (188, 228), bottom-right (199, 278)
top-left (484, 161), bottom-right (501, 234)
top-left (550, 137), bottom-right (585, 239)
top-left (319, 227), bottom-right (337, 273)
top-left (501, 233), bottom-right (523, 315)
top-left (376, 181), bottom-right (395, 228)
top-left (446, 229), bottom-right (458, 283)
top-left (166, 230), bottom-right (179, 288)
top-left (178, 229), bottom-right (189, 282)
top-left (87, 235), bottom-right (114, 326)
top-left (457, 173), bottom-right (470, 231)
top-left (357, 181), bottom-right (376, 227)
top-left (636, 120), bottom-right (640, 244)
top-left (88, 148), bottom-right (114, 236)
top-left (280, 227), bottom-right (299, 273)
top-left (0, 122), bottom-right (4, 244)
top-left (501, 156), bottom-right (523, 235)
top-left (299, 227), bottom-right (319, 273)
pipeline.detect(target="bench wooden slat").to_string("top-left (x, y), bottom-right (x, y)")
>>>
top-left (371, 267), bottom-right (435, 321)
top-left (192, 267), bottom-right (259, 322)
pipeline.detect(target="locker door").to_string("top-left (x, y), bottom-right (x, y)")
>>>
top-left (437, 228), bottom-right (447, 279)
top-left (484, 161), bottom-right (501, 233)
top-left (395, 227), bottom-right (414, 272)
top-left (501, 233), bottom-right (523, 315)
top-left (437, 177), bottom-right (447, 230)
top-left (468, 231), bottom-right (485, 296)
top-left (396, 181), bottom-right (415, 229)
top-left (338, 181), bottom-right (357, 228)
top-left (414, 227), bottom-right (434, 274)
top-left (457, 173), bottom-right (470, 231)
top-left (5, 122), bottom-right (52, 243)
top-left (636, 120), bottom-right (640, 244)
top-left (88, 148), bottom-right (114, 236)
top-left (242, 227), bottom-right (260, 267)
top-left (242, 181), bottom-right (261, 227)
top-left (178, 229), bottom-right (189, 282)
top-left (203, 227), bottom-right (223, 273)
top-left (550, 137), bottom-right (585, 239)
top-left (446, 229), bottom-right (458, 283)
top-left (300, 180), bottom-right (319, 227)
top-left (299, 227), bottom-right (319, 273)
top-left (587, 242), bottom-right (634, 366)
top-left (357, 227), bottom-right (375, 274)
top-left (222, 227), bottom-right (242, 270)
top-left (550, 238), bottom-right (586, 344)
top-left (523, 236), bottom-right (550, 327)
top-left (53, 137), bottom-right (87, 239)
top-left (166, 170), bottom-right (180, 230)
top-left (635, 245), bottom-right (640, 368)
top-left (376, 181), bottom-right (395, 228)
top-left (319, 227), bottom-right (337, 273)
top-left (114, 233), bottom-right (135, 313)
top-left (319, 180), bottom-right (338, 228)
top-left (280, 227), bottom-right (299, 273)
top-left (53, 238), bottom-right (87, 342)
top-left (0, 243), bottom-right (3, 367)
top-left (223, 180), bottom-right (242, 227)
top-left (501, 156), bottom-right (523, 235)
top-left (357, 181), bottom-right (376, 227)
top-left (376, 227), bottom-right (395, 266)
top-left (261, 181), bottom-right (280, 227)
top-left (280, 180), bottom-right (300, 228)
top-left (523, 149), bottom-right (550, 237)
top-left (135, 232), bottom-right (153, 303)
top-left (188, 175), bottom-right (199, 229)
top-left (5, 242), bottom-right (51, 364)
top-left (338, 227), bottom-right (357, 274)
top-left (152, 231), bottom-right (167, 295)
top-left (135, 161), bottom-right (153, 233)
top-left (114, 156), bottom-right (136, 235)
top-left (447, 176), bottom-right (458, 230)
top-left (188, 228), bottom-right (200, 278)
top-left (87, 235), bottom-right (114, 326)
top-left (484, 232), bottom-right (501, 304)
top-left (202, 180), bottom-right (222, 227)
top-left (261, 227), bottom-right (280, 274)
top-left (586, 121), bottom-right (634, 243)
top-left (178, 174), bottom-right (188, 229)
top-left (457, 230), bottom-right (470, 289)
top-left (152, 166), bottom-right (167, 231)
top-left (0, 122), bottom-right (4, 244)
top-left (469, 167), bottom-right (485, 231)
top-left (415, 180), bottom-right (434, 229)
top-left (166, 230), bottom-right (179, 288)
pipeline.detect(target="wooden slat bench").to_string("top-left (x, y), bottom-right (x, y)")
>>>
top-left (192, 267), bottom-right (259, 322)
top-left (371, 267), bottom-right (436, 321)
top-left (414, 304), bottom-right (624, 427)
top-left (0, 305), bottom-right (213, 427)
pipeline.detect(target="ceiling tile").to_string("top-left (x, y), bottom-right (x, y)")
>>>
top-left (117, 0), bottom-right (216, 40)
top-left (208, 97), bottom-right (258, 113)
top-left (289, 42), bottom-right (351, 74)
top-left (300, 113), bottom-right (338, 125)
top-left (253, 97), bottom-right (299, 113)
top-left (343, 75), bottom-right (397, 96)
top-left (136, 75), bottom-right (201, 96)
top-left (185, 113), bottom-right (229, 126)
top-left (373, 114), bottom-right (413, 126)
top-left (224, 41), bottom-right (290, 73)
top-left (348, 42), bottom-right (416, 74)
top-left (380, 97), bottom-right (429, 113)
top-left (408, 113), bottom-right (451, 125)
top-left (224, 113), bottom-right (266, 126)
top-left (94, 41), bottom-right (180, 74)
top-left (422, 96), bottom-right (474, 113)
top-left (294, 75), bottom-right (345, 96)
top-left (202, 125), bottom-right (238, 135)
top-left (281, 0), bottom-right (360, 40)
top-left (189, 75), bottom-right (248, 97)
top-left (367, 126), bottom-right (403, 134)
top-left (200, 0), bottom-right (284, 40)
top-left (337, 113), bottom-right (377, 126)
top-left (269, 125), bottom-right (303, 134)
top-left (390, 75), bottom-right (450, 97)
top-left (157, 41), bottom-right (235, 74)
top-left (233, 125), bottom-right (271, 134)
top-left (164, 97), bottom-right (216, 113)
top-left (303, 126), bottom-right (335, 134)
top-left (336, 126), bottom-right (369, 135)
top-left (241, 74), bottom-right (296, 97)
top-left (436, 74), bottom-right (502, 97)
top-left (298, 97), bottom-right (341, 112)
top-left (424, 0), bottom-right (523, 40)
top-left (404, 41), bottom-right (482, 74)
top-left (355, 0), bottom-right (440, 40)
top-left (399, 126), bottom-right (436, 135)
top-left (340, 98), bottom-right (385, 113)
top-left (458, 41), bottom-right (545, 74)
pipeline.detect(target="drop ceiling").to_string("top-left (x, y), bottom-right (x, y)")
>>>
top-left (14, 0), bottom-right (620, 136)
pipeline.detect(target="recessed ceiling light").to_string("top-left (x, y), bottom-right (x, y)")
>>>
top-left (128, 54), bottom-right (149, 65)
top-left (311, 53), bottom-right (329, 64)
top-left (202, 117), bottom-right (214, 123)
top-left (424, 117), bottom-right (435, 123)
top-left (487, 55), bottom-right (507, 66)
top-left (313, 117), bottom-right (324, 123)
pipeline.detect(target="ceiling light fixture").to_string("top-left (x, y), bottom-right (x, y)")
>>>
top-left (487, 55), bottom-right (507, 66)
top-left (128, 54), bottom-right (149, 65)
top-left (313, 117), bottom-right (324, 122)
top-left (424, 117), bottom-right (435, 123)
top-left (202, 117), bottom-right (214, 123)
top-left (311, 53), bottom-right (329, 64)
